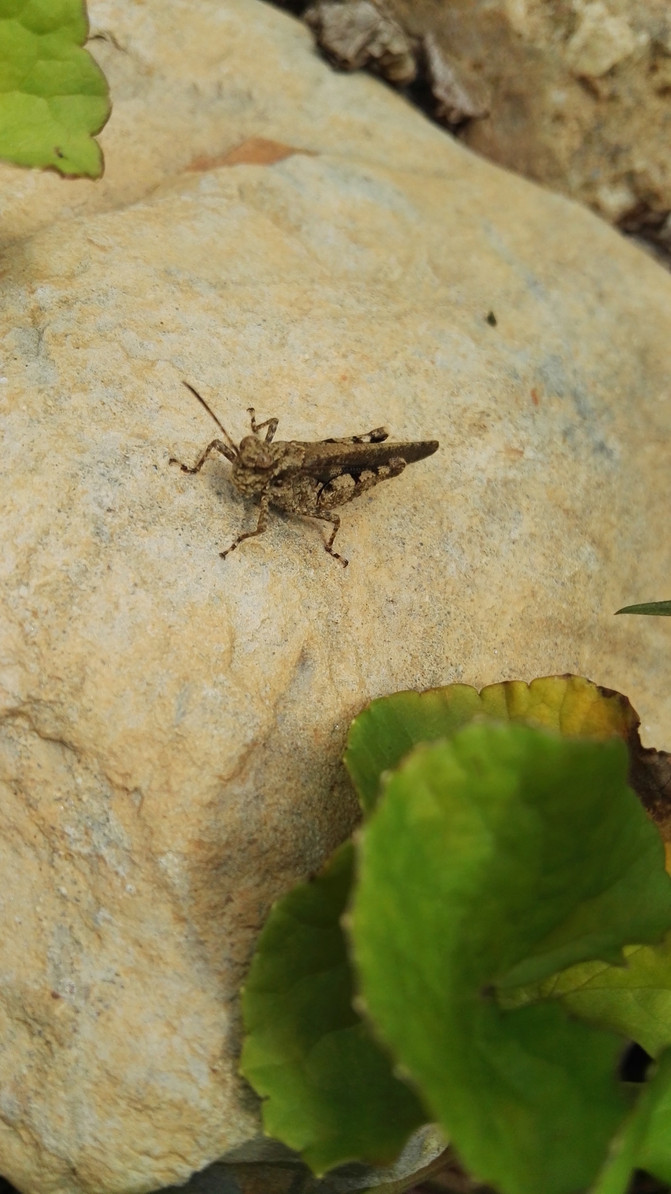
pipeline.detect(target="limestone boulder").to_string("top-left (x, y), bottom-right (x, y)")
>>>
top-left (1, 1), bottom-right (671, 1192)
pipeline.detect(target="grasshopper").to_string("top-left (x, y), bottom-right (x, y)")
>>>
top-left (170, 382), bottom-right (439, 566)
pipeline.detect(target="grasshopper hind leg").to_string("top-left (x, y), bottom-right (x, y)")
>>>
top-left (323, 428), bottom-right (388, 445)
top-left (313, 512), bottom-right (348, 567)
top-left (313, 456), bottom-right (407, 567)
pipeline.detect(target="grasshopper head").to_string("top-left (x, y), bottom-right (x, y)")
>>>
top-left (238, 435), bottom-right (275, 472)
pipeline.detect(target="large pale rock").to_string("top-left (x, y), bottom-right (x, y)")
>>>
top-left (1, 1), bottom-right (671, 1192)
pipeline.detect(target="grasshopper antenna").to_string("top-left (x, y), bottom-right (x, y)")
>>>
top-left (182, 381), bottom-right (238, 457)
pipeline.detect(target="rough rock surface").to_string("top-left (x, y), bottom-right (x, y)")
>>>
top-left (380, 0), bottom-right (671, 238)
top-left (1, 1), bottom-right (671, 1192)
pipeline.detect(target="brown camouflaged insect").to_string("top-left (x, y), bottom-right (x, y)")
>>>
top-left (170, 382), bottom-right (438, 567)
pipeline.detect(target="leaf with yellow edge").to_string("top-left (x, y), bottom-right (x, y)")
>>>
top-left (345, 674), bottom-right (641, 814)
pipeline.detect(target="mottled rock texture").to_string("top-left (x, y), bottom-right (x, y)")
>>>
top-left (386, 0), bottom-right (671, 236)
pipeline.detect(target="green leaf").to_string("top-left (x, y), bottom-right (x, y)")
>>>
top-left (637, 1048), bottom-right (671, 1183)
top-left (345, 685), bottom-right (483, 814)
top-left (240, 841), bottom-right (428, 1177)
top-left (350, 724), bottom-right (671, 1194)
top-left (345, 675), bottom-right (639, 814)
top-left (0, 0), bottom-right (110, 177)
top-left (615, 602), bottom-right (671, 616)
top-left (507, 933), bottom-right (671, 1060)
top-left (590, 1050), bottom-right (671, 1194)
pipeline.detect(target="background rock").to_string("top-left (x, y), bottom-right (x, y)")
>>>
top-left (1, 1), bottom-right (671, 1192)
top-left (446, 0), bottom-right (671, 232)
top-left (301, 0), bottom-right (671, 256)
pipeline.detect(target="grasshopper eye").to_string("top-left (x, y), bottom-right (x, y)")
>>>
top-left (239, 436), bottom-right (274, 470)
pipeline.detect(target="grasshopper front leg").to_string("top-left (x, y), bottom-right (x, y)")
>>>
top-left (169, 439), bottom-right (234, 474)
top-left (247, 408), bottom-right (279, 443)
top-left (220, 491), bottom-right (271, 559)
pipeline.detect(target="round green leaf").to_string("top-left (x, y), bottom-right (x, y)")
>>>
top-left (512, 932), bottom-right (671, 1060)
top-left (350, 724), bottom-right (671, 1194)
top-left (345, 675), bottom-right (640, 814)
top-left (590, 1050), bottom-right (671, 1194)
top-left (637, 1048), bottom-right (671, 1184)
top-left (0, 0), bottom-right (110, 176)
top-left (240, 842), bottom-right (428, 1176)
